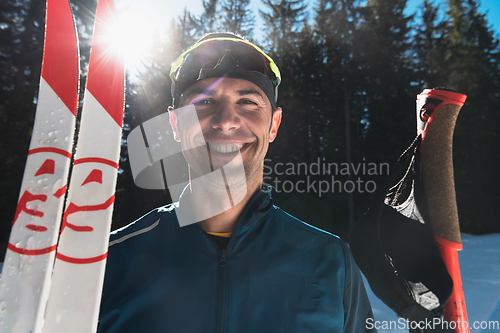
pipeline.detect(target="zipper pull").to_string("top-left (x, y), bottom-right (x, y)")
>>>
top-left (219, 249), bottom-right (227, 267)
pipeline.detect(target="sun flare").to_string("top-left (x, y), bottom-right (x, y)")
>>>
top-left (107, 7), bottom-right (158, 74)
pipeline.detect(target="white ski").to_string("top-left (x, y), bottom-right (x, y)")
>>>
top-left (0, 0), bottom-right (79, 331)
top-left (41, 0), bottom-right (125, 331)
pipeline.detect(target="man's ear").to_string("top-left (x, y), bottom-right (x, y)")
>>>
top-left (168, 106), bottom-right (181, 142)
top-left (269, 107), bottom-right (282, 143)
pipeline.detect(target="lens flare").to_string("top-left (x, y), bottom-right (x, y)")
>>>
top-left (106, 7), bottom-right (157, 74)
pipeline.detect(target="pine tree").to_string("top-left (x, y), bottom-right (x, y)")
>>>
top-left (259, 0), bottom-right (309, 165)
top-left (192, 0), bottom-right (220, 37)
top-left (440, 0), bottom-right (500, 92)
top-left (260, 0), bottom-right (347, 235)
top-left (173, 9), bottom-right (199, 50)
top-left (413, 0), bottom-right (447, 88)
top-left (203, 0), bottom-right (219, 34)
top-left (260, 0), bottom-right (307, 56)
top-left (313, 0), bottom-right (364, 231)
top-left (220, 0), bottom-right (254, 37)
top-left (439, 0), bottom-right (500, 233)
top-left (356, 0), bottom-right (415, 159)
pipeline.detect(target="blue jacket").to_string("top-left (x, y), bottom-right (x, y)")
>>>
top-left (98, 188), bottom-right (376, 332)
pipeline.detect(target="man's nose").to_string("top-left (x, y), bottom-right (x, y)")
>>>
top-left (210, 101), bottom-right (240, 131)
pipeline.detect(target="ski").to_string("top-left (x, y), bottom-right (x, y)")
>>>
top-left (41, 0), bottom-right (125, 331)
top-left (0, 0), bottom-right (79, 331)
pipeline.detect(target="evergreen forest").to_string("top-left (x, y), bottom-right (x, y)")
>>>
top-left (1, 0), bottom-right (499, 256)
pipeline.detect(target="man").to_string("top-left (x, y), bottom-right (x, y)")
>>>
top-left (98, 32), bottom-right (376, 332)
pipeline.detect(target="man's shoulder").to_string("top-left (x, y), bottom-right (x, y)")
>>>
top-left (108, 202), bottom-right (178, 246)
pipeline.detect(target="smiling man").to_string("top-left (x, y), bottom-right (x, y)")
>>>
top-left (97, 32), bottom-right (376, 333)
top-left (168, 75), bottom-right (281, 233)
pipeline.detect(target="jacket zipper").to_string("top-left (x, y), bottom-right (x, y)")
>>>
top-left (215, 249), bottom-right (227, 333)
top-left (212, 190), bottom-right (267, 333)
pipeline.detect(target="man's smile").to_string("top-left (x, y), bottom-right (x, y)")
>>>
top-left (209, 142), bottom-right (244, 154)
top-left (194, 135), bottom-right (254, 155)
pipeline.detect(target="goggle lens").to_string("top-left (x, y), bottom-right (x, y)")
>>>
top-left (171, 39), bottom-right (281, 87)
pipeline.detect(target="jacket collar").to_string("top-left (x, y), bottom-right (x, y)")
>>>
top-left (238, 186), bottom-right (274, 227)
top-left (176, 184), bottom-right (274, 229)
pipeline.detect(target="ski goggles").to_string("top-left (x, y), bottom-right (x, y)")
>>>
top-left (169, 37), bottom-right (281, 109)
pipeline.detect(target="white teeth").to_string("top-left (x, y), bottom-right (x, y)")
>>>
top-left (210, 143), bottom-right (244, 154)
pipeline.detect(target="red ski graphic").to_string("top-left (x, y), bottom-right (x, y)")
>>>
top-left (0, 0), bottom-right (79, 331)
top-left (42, 0), bottom-right (125, 331)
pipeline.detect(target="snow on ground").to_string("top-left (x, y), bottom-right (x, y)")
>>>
top-left (365, 233), bottom-right (500, 332)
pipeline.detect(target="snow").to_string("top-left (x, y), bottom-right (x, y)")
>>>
top-left (365, 233), bottom-right (500, 332)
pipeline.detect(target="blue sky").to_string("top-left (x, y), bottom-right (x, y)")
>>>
top-left (115, 0), bottom-right (500, 41)
top-left (405, 0), bottom-right (500, 34)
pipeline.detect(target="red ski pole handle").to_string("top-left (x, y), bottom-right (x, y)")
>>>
top-left (417, 88), bottom-right (470, 332)
top-left (436, 238), bottom-right (470, 333)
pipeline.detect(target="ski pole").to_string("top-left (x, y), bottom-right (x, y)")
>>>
top-left (417, 89), bottom-right (470, 333)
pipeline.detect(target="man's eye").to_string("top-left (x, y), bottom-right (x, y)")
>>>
top-left (194, 99), bottom-right (211, 106)
top-left (240, 99), bottom-right (257, 105)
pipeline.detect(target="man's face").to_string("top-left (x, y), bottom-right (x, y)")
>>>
top-left (169, 77), bottom-right (282, 191)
